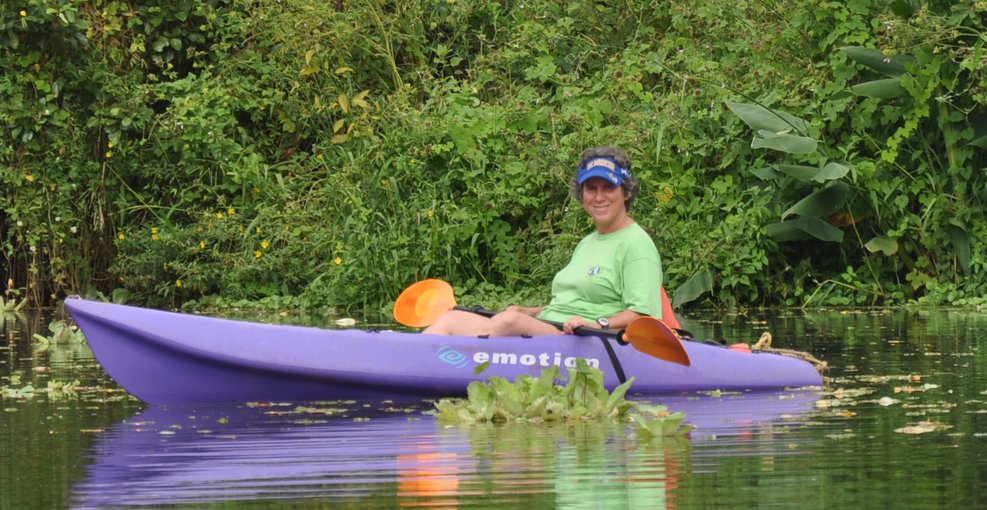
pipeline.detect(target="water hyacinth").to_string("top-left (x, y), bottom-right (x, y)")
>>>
top-left (433, 359), bottom-right (693, 439)
top-left (31, 320), bottom-right (85, 344)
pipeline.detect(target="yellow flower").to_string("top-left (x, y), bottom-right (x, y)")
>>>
top-left (108, 141), bottom-right (114, 148)
top-left (260, 240), bottom-right (270, 249)
top-left (117, 233), bottom-right (126, 240)
top-left (20, 10), bottom-right (27, 17)
top-left (105, 151), bottom-right (113, 158)
top-left (427, 209), bottom-right (434, 218)
top-left (151, 234), bottom-right (160, 241)
top-left (656, 186), bottom-right (674, 205)
top-left (176, 279), bottom-right (183, 288)
top-left (196, 226), bottom-right (204, 233)
top-left (25, 174), bottom-right (34, 182)
top-left (252, 187), bottom-right (260, 194)
top-left (151, 227), bottom-right (158, 234)
top-left (254, 250), bottom-right (263, 258)
top-left (216, 212), bottom-right (223, 219)
top-left (228, 207), bottom-right (236, 215)
top-left (256, 227), bottom-right (263, 234)
top-left (334, 256), bottom-right (343, 265)
top-left (199, 241), bottom-right (206, 249)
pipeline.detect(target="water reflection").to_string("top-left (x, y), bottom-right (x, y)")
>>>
top-left (6, 307), bottom-right (985, 509)
top-left (71, 391), bottom-right (820, 508)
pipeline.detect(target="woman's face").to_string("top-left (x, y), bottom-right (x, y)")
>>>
top-left (581, 177), bottom-right (628, 233)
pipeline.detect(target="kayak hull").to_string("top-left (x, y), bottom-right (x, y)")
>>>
top-left (65, 298), bottom-right (823, 404)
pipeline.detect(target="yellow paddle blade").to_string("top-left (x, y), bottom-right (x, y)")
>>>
top-left (623, 317), bottom-right (691, 366)
top-left (393, 279), bottom-right (458, 327)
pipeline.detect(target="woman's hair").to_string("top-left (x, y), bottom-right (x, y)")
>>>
top-left (570, 146), bottom-right (640, 211)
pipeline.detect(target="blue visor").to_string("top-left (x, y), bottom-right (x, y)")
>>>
top-left (577, 157), bottom-right (630, 186)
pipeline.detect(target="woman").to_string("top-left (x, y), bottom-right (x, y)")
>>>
top-left (423, 146), bottom-right (663, 336)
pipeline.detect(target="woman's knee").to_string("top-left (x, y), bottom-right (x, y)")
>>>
top-left (424, 310), bottom-right (491, 335)
top-left (488, 311), bottom-right (555, 336)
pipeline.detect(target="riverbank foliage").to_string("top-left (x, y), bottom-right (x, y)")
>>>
top-left (2, 1), bottom-right (985, 311)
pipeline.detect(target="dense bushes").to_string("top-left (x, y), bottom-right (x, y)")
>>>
top-left (2, 0), bottom-right (985, 311)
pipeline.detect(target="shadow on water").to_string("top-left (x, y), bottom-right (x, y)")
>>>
top-left (69, 392), bottom-right (821, 509)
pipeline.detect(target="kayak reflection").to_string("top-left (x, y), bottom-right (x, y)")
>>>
top-left (71, 392), bottom-right (820, 508)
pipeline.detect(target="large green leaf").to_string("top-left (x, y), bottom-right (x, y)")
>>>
top-left (781, 182), bottom-right (850, 220)
top-left (751, 166), bottom-right (779, 181)
top-left (766, 217), bottom-right (845, 243)
top-left (752, 131), bottom-right (818, 154)
top-left (850, 78), bottom-right (906, 99)
top-left (766, 220), bottom-right (811, 242)
top-left (815, 162), bottom-right (851, 182)
top-left (865, 237), bottom-right (899, 256)
top-left (840, 47), bottom-right (916, 77)
top-left (890, 0), bottom-right (921, 17)
top-left (672, 268), bottom-right (713, 309)
top-left (798, 217), bottom-right (844, 242)
top-left (726, 101), bottom-right (809, 134)
top-left (773, 162), bottom-right (850, 183)
top-left (946, 224), bottom-right (971, 274)
top-left (969, 113), bottom-right (987, 149)
top-left (774, 164), bottom-right (818, 182)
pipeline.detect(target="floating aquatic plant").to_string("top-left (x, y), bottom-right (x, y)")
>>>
top-left (433, 359), bottom-right (633, 424)
top-left (630, 403), bottom-right (691, 441)
top-left (31, 320), bottom-right (85, 344)
top-left (433, 359), bottom-right (693, 438)
top-left (1, 295), bottom-right (28, 313)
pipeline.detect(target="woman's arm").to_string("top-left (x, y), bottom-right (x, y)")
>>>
top-left (561, 309), bottom-right (646, 334)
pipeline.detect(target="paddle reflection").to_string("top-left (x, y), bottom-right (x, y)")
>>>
top-left (71, 392), bottom-right (820, 508)
top-left (397, 451), bottom-right (461, 506)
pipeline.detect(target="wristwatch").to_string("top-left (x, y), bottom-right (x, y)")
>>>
top-left (596, 317), bottom-right (610, 329)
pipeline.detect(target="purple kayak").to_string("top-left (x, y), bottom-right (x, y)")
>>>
top-left (64, 298), bottom-right (824, 404)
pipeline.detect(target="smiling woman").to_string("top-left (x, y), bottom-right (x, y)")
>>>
top-left (422, 146), bottom-right (664, 338)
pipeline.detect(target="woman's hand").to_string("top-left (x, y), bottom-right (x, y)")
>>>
top-left (563, 316), bottom-right (594, 334)
top-left (562, 310), bottom-right (646, 334)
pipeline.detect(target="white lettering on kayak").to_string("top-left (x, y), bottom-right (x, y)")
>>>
top-left (473, 351), bottom-right (599, 369)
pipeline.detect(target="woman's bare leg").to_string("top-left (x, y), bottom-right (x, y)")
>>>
top-left (485, 310), bottom-right (560, 337)
top-left (422, 309), bottom-right (561, 337)
top-left (422, 310), bottom-right (494, 335)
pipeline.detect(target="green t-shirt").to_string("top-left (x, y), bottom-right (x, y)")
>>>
top-left (538, 223), bottom-right (663, 323)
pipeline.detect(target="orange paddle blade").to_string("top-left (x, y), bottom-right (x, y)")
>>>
top-left (393, 279), bottom-right (458, 327)
top-left (623, 317), bottom-right (691, 366)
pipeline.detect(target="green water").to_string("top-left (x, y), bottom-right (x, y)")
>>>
top-left (2, 306), bottom-right (986, 509)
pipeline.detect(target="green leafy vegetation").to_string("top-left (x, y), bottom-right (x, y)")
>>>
top-left (1, 1), bottom-right (984, 311)
top-left (2, 278), bottom-right (27, 312)
top-left (31, 320), bottom-right (85, 344)
top-left (1, 369), bottom-right (84, 400)
top-left (434, 359), bottom-right (693, 440)
top-left (1, 296), bottom-right (27, 314)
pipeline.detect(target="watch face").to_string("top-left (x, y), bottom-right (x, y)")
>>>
top-left (597, 318), bottom-right (609, 328)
